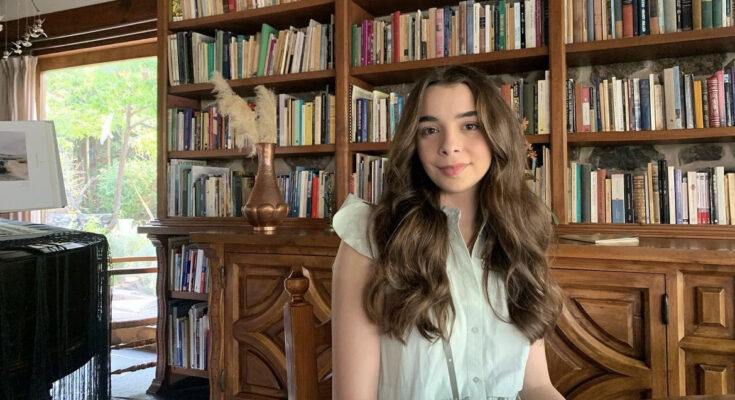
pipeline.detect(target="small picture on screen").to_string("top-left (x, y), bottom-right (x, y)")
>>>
top-left (0, 131), bottom-right (30, 181)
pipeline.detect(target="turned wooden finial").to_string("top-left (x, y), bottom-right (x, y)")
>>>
top-left (285, 267), bottom-right (309, 303)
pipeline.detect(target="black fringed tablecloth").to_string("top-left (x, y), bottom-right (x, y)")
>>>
top-left (0, 220), bottom-right (109, 400)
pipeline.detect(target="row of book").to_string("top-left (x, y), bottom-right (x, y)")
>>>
top-left (168, 300), bottom-right (209, 370)
top-left (277, 89), bottom-right (336, 146)
top-left (277, 168), bottom-right (335, 218)
top-left (169, 239), bottom-right (210, 293)
top-left (351, 0), bottom-right (548, 67)
top-left (171, 0), bottom-right (301, 21)
top-left (569, 160), bottom-right (735, 224)
top-left (566, 63), bottom-right (735, 133)
top-left (499, 72), bottom-right (551, 135)
top-left (350, 146), bottom-right (551, 206)
top-left (349, 85), bottom-right (405, 143)
top-left (526, 145), bottom-right (552, 207)
top-left (167, 17), bottom-right (334, 86)
top-left (167, 104), bottom-right (242, 151)
top-left (565, 0), bottom-right (734, 44)
top-left (351, 153), bottom-right (389, 204)
top-left (167, 159), bottom-right (254, 217)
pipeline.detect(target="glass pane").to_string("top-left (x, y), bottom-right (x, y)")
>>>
top-left (42, 57), bottom-right (158, 323)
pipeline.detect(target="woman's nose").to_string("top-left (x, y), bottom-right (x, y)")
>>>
top-left (439, 129), bottom-right (462, 155)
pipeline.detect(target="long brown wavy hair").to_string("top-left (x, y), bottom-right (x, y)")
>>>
top-left (364, 65), bottom-right (563, 344)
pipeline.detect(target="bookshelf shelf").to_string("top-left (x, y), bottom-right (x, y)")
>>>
top-left (168, 145), bottom-right (336, 159)
top-left (568, 127), bottom-right (735, 147)
top-left (352, 0), bottom-right (468, 16)
top-left (526, 134), bottom-right (551, 144)
top-left (158, 216), bottom-right (331, 229)
top-left (350, 47), bottom-right (549, 86)
top-left (169, 291), bottom-right (209, 301)
top-left (169, 149), bottom-right (247, 159)
top-left (168, 69), bottom-right (336, 98)
top-left (276, 144), bottom-right (336, 155)
top-left (348, 135), bottom-right (549, 154)
top-left (349, 142), bottom-right (390, 152)
top-left (555, 223), bottom-right (735, 240)
top-left (170, 366), bottom-right (209, 379)
top-left (168, 0), bottom-right (335, 33)
top-left (566, 26), bottom-right (735, 67)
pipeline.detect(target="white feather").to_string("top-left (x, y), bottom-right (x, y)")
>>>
top-left (210, 71), bottom-right (257, 156)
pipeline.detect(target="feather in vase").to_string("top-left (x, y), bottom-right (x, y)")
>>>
top-left (254, 85), bottom-right (278, 144)
top-left (210, 71), bottom-right (257, 155)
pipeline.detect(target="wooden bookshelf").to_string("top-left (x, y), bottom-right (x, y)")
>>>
top-left (155, 216), bottom-right (331, 229)
top-left (169, 366), bottom-right (209, 379)
top-left (169, 291), bottom-right (208, 301)
top-left (168, 0), bottom-right (335, 33)
top-left (566, 26), bottom-right (735, 67)
top-left (568, 127), bottom-right (735, 146)
top-left (349, 142), bottom-right (390, 152)
top-left (148, 0), bottom-right (735, 396)
top-left (168, 69), bottom-right (336, 98)
top-left (168, 144), bottom-right (336, 159)
top-left (350, 47), bottom-right (549, 86)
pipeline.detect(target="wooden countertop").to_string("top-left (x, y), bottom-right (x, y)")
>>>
top-left (139, 223), bottom-right (735, 266)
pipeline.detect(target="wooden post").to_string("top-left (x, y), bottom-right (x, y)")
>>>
top-left (284, 267), bottom-right (318, 400)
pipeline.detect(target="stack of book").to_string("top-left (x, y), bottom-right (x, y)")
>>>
top-left (277, 167), bottom-right (335, 218)
top-left (349, 85), bottom-right (404, 143)
top-left (526, 145), bottom-right (552, 207)
top-left (169, 239), bottom-right (210, 294)
top-left (567, 63), bottom-right (735, 133)
top-left (351, 153), bottom-right (389, 204)
top-left (167, 103), bottom-right (241, 151)
top-left (566, 0), bottom-right (734, 43)
top-left (352, 0), bottom-right (549, 67)
top-left (167, 159), bottom-right (255, 217)
top-left (171, 0), bottom-right (303, 21)
top-left (569, 160), bottom-right (735, 225)
top-left (168, 300), bottom-right (209, 371)
top-left (167, 17), bottom-right (334, 86)
top-left (499, 73), bottom-right (551, 135)
top-left (277, 88), bottom-right (335, 146)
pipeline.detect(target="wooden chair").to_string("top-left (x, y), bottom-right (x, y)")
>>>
top-left (284, 268), bottom-right (332, 400)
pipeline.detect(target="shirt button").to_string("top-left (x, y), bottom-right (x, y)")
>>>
top-left (473, 377), bottom-right (480, 383)
top-left (471, 327), bottom-right (479, 333)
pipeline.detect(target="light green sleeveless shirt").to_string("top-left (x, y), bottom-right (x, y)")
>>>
top-left (333, 194), bottom-right (529, 400)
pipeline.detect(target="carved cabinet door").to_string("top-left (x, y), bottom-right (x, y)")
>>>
top-left (220, 252), bottom-right (333, 400)
top-left (547, 268), bottom-right (668, 400)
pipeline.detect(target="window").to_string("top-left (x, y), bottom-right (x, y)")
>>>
top-left (39, 43), bottom-right (158, 325)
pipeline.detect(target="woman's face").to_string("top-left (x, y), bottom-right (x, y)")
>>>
top-left (416, 83), bottom-right (492, 199)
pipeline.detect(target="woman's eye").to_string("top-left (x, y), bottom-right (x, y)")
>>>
top-left (465, 122), bottom-right (480, 130)
top-left (420, 127), bottom-right (438, 135)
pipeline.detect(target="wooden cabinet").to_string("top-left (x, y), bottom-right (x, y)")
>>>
top-left (550, 238), bottom-right (735, 398)
top-left (547, 268), bottom-right (668, 399)
top-left (138, 226), bottom-right (735, 399)
top-left (189, 229), bottom-right (338, 400)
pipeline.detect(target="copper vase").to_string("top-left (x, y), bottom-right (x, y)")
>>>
top-left (243, 143), bottom-right (289, 232)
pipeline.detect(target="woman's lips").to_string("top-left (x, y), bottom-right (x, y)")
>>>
top-left (439, 163), bottom-right (468, 176)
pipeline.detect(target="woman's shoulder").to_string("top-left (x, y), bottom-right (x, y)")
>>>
top-left (332, 194), bottom-right (376, 260)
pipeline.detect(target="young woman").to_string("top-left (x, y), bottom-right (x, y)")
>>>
top-left (331, 65), bottom-right (565, 400)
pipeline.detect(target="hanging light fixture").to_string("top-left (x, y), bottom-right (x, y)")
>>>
top-left (2, 0), bottom-right (44, 58)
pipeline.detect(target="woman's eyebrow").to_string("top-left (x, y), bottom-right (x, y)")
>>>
top-left (419, 111), bottom-right (477, 123)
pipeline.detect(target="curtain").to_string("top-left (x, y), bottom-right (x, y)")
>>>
top-left (0, 56), bottom-right (42, 223)
top-left (0, 55), bottom-right (38, 121)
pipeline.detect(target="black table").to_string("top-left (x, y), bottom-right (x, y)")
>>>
top-left (0, 219), bottom-right (109, 400)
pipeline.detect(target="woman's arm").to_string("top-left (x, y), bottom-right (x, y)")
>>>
top-left (518, 339), bottom-right (566, 400)
top-left (332, 241), bottom-right (381, 400)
